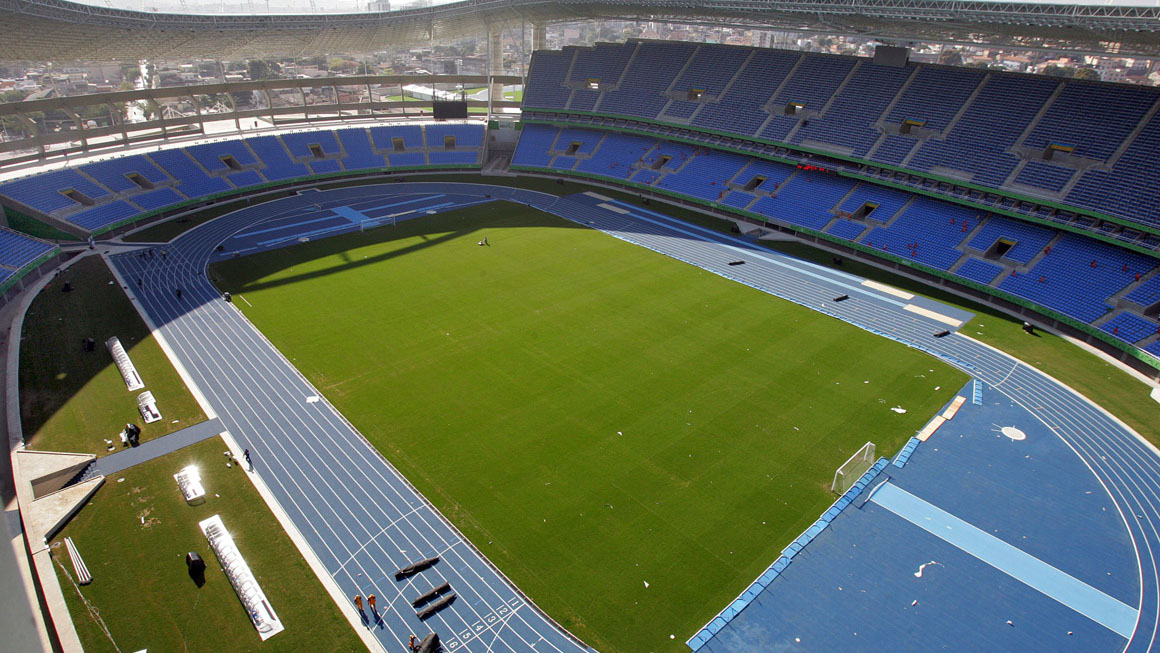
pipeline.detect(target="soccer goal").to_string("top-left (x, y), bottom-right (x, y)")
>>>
top-left (832, 441), bottom-right (876, 494)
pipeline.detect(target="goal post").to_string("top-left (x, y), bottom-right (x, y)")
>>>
top-left (832, 441), bottom-right (876, 494)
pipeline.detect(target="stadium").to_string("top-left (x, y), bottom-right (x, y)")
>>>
top-left (0, 0), bottom-right (1159, 652)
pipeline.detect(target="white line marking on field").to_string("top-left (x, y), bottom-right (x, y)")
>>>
top-left (239, 294), bottom-right (253, 307)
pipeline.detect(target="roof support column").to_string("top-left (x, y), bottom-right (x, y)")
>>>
top-left (488, 23), bottom-right (504, 109)
top-left (533, 24), bottom-right (547, 52)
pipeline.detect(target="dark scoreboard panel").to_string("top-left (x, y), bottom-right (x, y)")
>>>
top-left (433, 100), bottom-right (468, 120)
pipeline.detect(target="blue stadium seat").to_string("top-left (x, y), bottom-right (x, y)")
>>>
top-left (1099, 312), bottom-right (1157, 344)
top-left (759, 55), bottom-right (857, 142)
top-left (148, 149), bottom-right (232, 199)
top-left (956, 258), bottom-right (1004, 285)
top-left (427, 151), bottom-right (480, 165)
top-left (0, 168), bottom-right (111, 214)
top-left (80, 156), bottom-right (169, 192)
top-left (0, 229), bottom-right (54, 268)
top-left (369, 125), bottom-right (424, 151)
top-left (131, 187), bottom-right (185, 210)
top-left (693, 49), bottom-right (801, 136)
top-left (967, 216), bottom-right (1056, 264)
top-left (336, 128), bottom-right (386, 170)
top-left (599, 41), bottom-right (697, 119)
top-left (185, 141), bottom-right (259, 173)
top-left (425, 124), bottom-right (484, 148)
top-left (66, 201), bottom-right (139, 231)
top-left (245, 136), bottom-right (309, 181)
top-left (281, 130), bottom-right (341, 159)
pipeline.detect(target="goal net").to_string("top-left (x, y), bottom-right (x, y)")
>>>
top-left (832, 441), bottom-right (876, 494)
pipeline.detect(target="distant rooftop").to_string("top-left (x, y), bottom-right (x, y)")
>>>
top-left (3, 0), bottom-right (1160, 59)
top-left (71, 0), bottom-right (1160, 16)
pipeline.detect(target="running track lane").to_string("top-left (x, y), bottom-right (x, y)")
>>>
top-left (111, 185), bottom-right (592, 653)
top-left (112, 182), bottom-right (1160, 652)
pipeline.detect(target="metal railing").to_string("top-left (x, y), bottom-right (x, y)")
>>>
top-left (0, 74), bottom-right (522, 167)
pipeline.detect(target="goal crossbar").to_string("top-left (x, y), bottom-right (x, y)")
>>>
top-left (832, 441), bottom-right (876, 494)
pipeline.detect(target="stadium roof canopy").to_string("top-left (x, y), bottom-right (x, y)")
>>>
top-left (2, 0), bottom-right (1160, 61)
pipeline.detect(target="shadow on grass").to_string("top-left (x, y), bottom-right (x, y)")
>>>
top-left (210, 200), bottom-right (584, 295)
top-left (19, 255), bottom-right (206, 456)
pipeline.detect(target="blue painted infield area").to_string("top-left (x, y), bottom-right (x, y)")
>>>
top-left (701, 503), bottom-right (1126, 653)
top-left (871, 483), bottom-right (1137, 638)
top-left (698, 380), bottom-right (1139, 651)
top-left (892, 385), bottom-right (1137, 604)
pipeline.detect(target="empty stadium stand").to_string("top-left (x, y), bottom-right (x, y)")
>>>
top-left (244, 136), bottom-right (310, 181)
top-left (147, 149), bottom-right (233, 199)
top-left (370, 125), bottom-right (425, 152)
top-left (0, 123), bottom-right (486, 236)
top-left (336, 128), bottom-right (387, 170)
top-left (281, 130), bottom-right (342, 160)
top-left (185, 141), bottom-right (260, 174)
top-left (0, 168), bottom-right (110, 215)
top-left (426, 124), bottom-right (484, 149)
top-left (523, 40), bottom-right (1160, 241)
top-left (0, 228), bottom-right (54, 269)
top-left (79, 156), bottom-right (170, 193)
top-left (0, 225), bottom-right (56, 295)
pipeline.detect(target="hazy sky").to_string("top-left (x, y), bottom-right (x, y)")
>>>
top-left (83, 0), bottom-right (1160, 16)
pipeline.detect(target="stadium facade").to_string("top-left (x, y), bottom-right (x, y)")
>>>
top-left (3, 0), bottom-right (1160, 651)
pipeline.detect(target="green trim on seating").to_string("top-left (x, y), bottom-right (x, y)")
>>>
top-left (523, 107), bottom-right (1160, 243)
top-left (0, 246), bottom-right (59, 296)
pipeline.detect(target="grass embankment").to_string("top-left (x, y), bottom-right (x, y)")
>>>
top-left (51, 435), bottom-right (365, 653)
top-left (212, 201), bottom-right (966, 652)
top-left (19, 255), bottom-right (205, 456)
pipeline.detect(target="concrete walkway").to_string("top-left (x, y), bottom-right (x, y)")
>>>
top-left (92, 418), bottom-right (223, 477)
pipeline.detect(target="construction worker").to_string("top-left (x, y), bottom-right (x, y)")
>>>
top-left (354, 594), bottom-right (363, 611)
top-left (367, 594), bottom-right (376, 613)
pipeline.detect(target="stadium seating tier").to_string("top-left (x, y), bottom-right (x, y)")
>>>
top-left (523, 40), bottom-right (1160, 233)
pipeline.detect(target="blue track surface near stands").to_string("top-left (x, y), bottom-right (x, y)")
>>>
top-left (108, 182), bottom-right (1160, 652)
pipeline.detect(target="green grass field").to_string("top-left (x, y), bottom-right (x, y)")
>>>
top-left (19, 255), bottom-right (206, 456)
top-left (212, 201), bottom-right (966, 651)
top-left (51, 435), bottom-right (365, 653)
top-left (760, 241), bottom-right (1160, 447)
